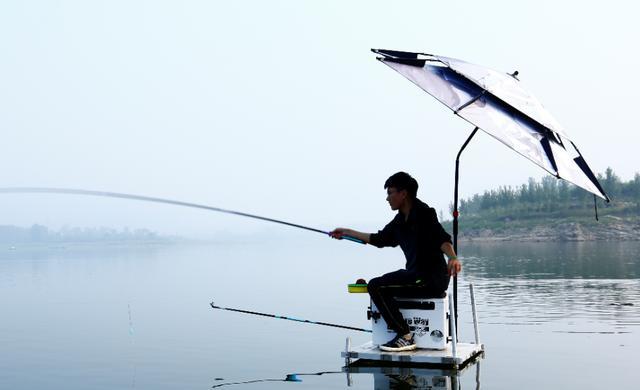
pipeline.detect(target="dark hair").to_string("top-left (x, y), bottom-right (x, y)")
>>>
top-left (384, 172), bottom-right (418, 199)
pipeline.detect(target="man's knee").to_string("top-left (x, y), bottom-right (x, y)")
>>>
top-left (368, 276), bottom-right (383, 291)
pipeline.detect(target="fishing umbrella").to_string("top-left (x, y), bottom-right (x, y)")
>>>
top-left (372, 48), bottom-right (610, 326)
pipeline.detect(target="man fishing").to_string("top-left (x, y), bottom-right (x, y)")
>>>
top-left (330, 172), bottom-right (461, 352)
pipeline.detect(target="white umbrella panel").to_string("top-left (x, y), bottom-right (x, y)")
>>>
top-left (372, 49), bottom-right (609, 202)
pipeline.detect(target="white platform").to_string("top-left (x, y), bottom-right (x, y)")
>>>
top-left (342, 341), bottom-right (484, 368)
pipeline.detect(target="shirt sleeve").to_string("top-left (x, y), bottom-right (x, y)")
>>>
top-left (369, 221), bottom-right (399, 248)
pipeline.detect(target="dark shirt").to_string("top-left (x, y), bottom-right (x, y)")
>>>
top-left (369, 198), bottom-right (452, 279)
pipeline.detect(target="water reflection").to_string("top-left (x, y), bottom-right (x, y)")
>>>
top-left (461, 241), bottom-right (640, 279)
top-left (210, 371), bottom-right (340, 388)
top-left (461, 278), bottom-right (640, 329)
top-left (210, 360), bottom-right (482, 389)
top-left (455, 242), bottom-right (640, 331)
top-left (345, 358), bottom-right (482, 390)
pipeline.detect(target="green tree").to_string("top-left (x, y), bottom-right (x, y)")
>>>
top-left (457, 168), bottom-right (638, 222)
top-left (601, 167), bottom-right (621, 197)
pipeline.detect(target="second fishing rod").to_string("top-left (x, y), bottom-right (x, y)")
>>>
top-left (210, 301), bottom-right (372, 333)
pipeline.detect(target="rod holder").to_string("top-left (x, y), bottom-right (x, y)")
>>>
top-left (448, 291), bottom-right (458, 359)
top-left (470, 283), bottom-right (480, 345)
top-left (344, 337), bottom-right (351, 367)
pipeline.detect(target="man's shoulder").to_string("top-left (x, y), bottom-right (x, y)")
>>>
top-left (415, 198), bottom-right (435, 212)
top-left (389, 212), bottom-right (403, 225)
top-left (415, 199), bottom-right (438, 219)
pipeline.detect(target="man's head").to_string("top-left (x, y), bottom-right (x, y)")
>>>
top-left (384, 172), bottom-right (418, 211)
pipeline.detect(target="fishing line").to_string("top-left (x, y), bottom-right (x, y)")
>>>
top-left (209, 301), bottom-right (372, 333)
top-left (0, 187), bottom-right (365, 244)
top-left (127, 303), bottom-right (135, 339)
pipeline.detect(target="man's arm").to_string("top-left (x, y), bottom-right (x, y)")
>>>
top-left (440, 241), bottom-right (462, 276)
top-left (329, 228), bottom-right (371, 244)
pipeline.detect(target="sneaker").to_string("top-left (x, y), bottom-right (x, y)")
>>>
top-left (379, 333), bottom-right (416, 352)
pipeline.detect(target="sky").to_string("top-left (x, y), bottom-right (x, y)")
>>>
top-left (1, 0), bottom-right (638, 238)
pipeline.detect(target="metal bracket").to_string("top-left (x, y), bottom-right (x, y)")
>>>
top-left (367, 309), bottom-right (381, 321)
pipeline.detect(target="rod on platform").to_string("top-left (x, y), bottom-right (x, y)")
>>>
top-left (210, 301), bottom-right (372, 333)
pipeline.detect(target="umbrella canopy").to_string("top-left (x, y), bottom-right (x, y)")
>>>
top-left (372, 49), bottom-right (609, 202)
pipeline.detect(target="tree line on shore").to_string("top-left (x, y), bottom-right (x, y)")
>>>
top-left (0, 225), bottom-right (166, 243)
top-left (455, 168), bottom-right (639, 220)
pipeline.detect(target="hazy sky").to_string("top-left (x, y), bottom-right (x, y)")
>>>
top-left (1, 1), bottom-right (638, 238)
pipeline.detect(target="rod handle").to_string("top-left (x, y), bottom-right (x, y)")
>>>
top-left (342, 235), bottom-right (366, 245)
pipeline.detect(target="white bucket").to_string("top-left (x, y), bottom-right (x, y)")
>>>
top-left (370, 293), bottom-right (449, 350)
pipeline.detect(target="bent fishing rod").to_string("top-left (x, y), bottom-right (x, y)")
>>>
top-left (210, 301), bottom-right (372, 333)
top-left (0, 187), bottom-right (365, 244)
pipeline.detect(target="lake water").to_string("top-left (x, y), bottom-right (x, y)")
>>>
top-left (1, 237), bottom-right (639, 389)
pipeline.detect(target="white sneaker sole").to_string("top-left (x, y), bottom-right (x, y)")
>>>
top-left (379, 343), bottom-right (417, 352)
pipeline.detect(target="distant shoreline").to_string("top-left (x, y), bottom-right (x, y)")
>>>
top-left (0, 224), bottom-right (181, 245)
top-left (450, 215), bottom-right (640, 242)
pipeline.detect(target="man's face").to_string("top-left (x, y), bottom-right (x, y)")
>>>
top-left (386, 187), bottom-right (407, 210)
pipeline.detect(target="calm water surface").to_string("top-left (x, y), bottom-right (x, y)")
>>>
top-left (1, 237), bottom-right (639, 389)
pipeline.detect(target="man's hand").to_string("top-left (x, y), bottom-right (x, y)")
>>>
top-left (329, 228), bottom-right (370, 244)
top-left (448, 258), bottom-right (462, 277)
top-left (329, 228), bottom-right (348, 239)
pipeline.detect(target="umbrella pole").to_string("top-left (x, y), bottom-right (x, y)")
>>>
top-left (452, 126), bottom-right (479, 336)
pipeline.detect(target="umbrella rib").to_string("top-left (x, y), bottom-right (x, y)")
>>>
top-left (569, 141), bottom-right (610, 202)
top-left (442, 62), bottom-right (567, 141)
top-left (454, 91), bottom-right (487, 114)
top-left (539, 138), bottom-right (560, 176)
top-left (456, 85), bottom-right (559, 142)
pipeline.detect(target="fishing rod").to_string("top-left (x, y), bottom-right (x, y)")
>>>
top-left (209, 301), bottom-right (372, 333)
top-left (0, 187), bottom-right (365, 244)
